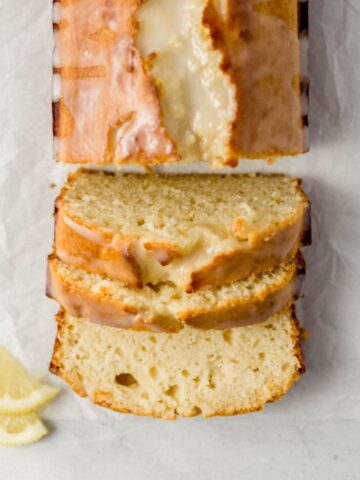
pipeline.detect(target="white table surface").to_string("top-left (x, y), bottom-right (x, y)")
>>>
top-left (0, 0), bottom-right (360, 478)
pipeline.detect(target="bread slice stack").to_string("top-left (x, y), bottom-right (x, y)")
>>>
top-left (48, 170), bottom-right (310, 418)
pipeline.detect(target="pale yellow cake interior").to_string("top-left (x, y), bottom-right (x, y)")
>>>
top-left (52, 309), bottom-right (302, 418)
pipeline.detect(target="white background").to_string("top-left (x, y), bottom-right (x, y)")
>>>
top-left (1, 0), bottom-right (360, 478)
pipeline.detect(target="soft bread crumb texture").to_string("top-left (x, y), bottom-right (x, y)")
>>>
top-left (49, 255), bottom-right (299, 319)
top-left (50, 309), bottom-right (304, 419)
top-left (55, 170), bottom-right (310, 290)
top-left (60, 171), bottom-right (306, 249)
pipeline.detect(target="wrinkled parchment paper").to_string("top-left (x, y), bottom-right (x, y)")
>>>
top-left (1, 0), bottom-right (360, 477)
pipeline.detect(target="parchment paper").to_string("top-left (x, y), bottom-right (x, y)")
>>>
top-left (1, 0), bottom-right (360, 477)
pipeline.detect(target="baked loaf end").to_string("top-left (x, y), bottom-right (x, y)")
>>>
top-left (50, 308), bottom-right (304, 419)
top-left (54, 170), bottom-right (310, 291)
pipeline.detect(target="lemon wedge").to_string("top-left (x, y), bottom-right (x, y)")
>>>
top-left (0, 413), bottom-right (48, 446)
top-left (0, 346), bottom-right (59, 415)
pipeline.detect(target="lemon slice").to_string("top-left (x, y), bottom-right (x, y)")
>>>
top-left (0, 346), bottom-right (59, 415)
top-left (0, 413), bottom-right (48, 446)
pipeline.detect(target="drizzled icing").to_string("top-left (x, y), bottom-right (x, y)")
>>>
top-left (55, 207), bottom-right (307, 291)
top-left (53, 0), bottom-right (176, 164)
top-left (47, 256), bottom-right (301, 332)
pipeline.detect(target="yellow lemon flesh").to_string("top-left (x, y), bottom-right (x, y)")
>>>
top-left (0, 346), bottom-right (59, 415)
top-left (0, 413), bottom-right (48, 447)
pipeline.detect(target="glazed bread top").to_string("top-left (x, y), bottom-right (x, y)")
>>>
top-left (53, 0), bottom-right (308, 167)
top-left (54, 170), bottom-right (309, 290)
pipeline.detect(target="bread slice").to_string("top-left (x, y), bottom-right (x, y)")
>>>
top-left (53, 0), bottom-right (308, 166)
top-left (47, 254), bottom-right (303, 332)
top-left (50, 308), bottom-right (304, 419)
top-left (54, 170), bottom-right (310, 292)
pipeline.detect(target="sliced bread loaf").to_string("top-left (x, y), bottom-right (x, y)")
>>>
top-left (54, 170), bottom-right (310, 292)
top-left (50, 308), bottom-right (304, 419)
top-left (47, 254), bottom-right (303, 332)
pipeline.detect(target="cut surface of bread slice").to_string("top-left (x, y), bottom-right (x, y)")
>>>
top-left (53, 0), bottom-right (308, 166)
top-left (54, 170), bottom-right (310, 292)
top-left (47, 254), bottom-right (303, 332)
top-left (50, 308), bottom-right (304, 419)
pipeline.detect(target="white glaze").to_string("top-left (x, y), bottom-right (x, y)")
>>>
top-left (61, 210), bottom-right (305, 291)
top-left (52, 73), bottom-right (62, 102)
top-left (48, 255), bottom-right (300, 331)
top-left (53, 2), bottom-right (61, 24)
top-left (136, 0), bottom-right (236, 167)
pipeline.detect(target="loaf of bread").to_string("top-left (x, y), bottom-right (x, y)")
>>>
top-left (47, 253), bottom-right (303, 332)
top-left (53, 0), bottom-right (308, 167)
top-left (50, 308), bottom-right (304, 419)
top-left (49, 1), bottom-right (310, 420)
top-left (54, 170), bottom-right (310, 291)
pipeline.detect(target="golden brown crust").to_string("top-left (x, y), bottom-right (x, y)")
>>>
top-left (49, 309), bottom-right (304, 419)
top-left (50, 309), bottom-right (88, 397)
top-left (54, 170), bottom-right (310, 291)
top-left (289, 304), bottom-right (306, 376)
top-left (55, 211), bottom-right (143, 288)
top-left (46, 253), bottom-right (303, 332)
top-left (190, 198), bottom-right (309, 290)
